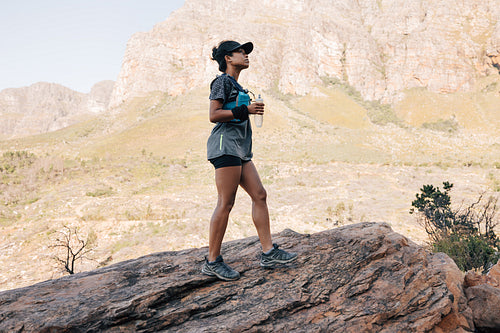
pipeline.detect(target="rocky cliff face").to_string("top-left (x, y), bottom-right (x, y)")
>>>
top-left (110, 0), bottom-right (500, 107)
top-left (0, 81), bottom-right (114, 139)
top-left (2, 222), bottom-right (499, 332)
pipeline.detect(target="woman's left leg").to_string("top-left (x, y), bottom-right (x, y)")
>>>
top-left (239, 161), bottom-right (273, 253)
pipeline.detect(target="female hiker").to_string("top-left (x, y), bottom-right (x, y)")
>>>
top-left (202, 40), bottom-right (297, 281)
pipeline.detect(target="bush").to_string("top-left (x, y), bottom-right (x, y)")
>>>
top-left (410, 182), bottom-right (499, 273)
top-left (422, 118), bottom-right (459, 133)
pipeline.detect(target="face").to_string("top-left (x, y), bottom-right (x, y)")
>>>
top-left (226, 48), bottom-right (249, 69)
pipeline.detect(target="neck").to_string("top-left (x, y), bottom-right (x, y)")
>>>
top-left (225, 67), bottom-right (240, 81)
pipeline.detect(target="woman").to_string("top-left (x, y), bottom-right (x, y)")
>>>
top-left (202, 40), bottom-right (297, 281)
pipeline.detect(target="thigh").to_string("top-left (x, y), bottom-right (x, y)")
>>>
top-left (215, 165), bottom-right (242, 200)
top-left (239, 161), bottom-right (266, 200)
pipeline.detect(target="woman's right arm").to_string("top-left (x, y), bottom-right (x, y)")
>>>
top-left (209, 99), bottom-right (235, 123)
top-left (209, 99), bottom-right (264, 123)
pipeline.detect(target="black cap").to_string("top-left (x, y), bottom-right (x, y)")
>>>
top-left (215, 41), bottom-right (253, 60)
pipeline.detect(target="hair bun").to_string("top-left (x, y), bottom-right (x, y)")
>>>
top-left (211, 47), bottom-right (218, 60)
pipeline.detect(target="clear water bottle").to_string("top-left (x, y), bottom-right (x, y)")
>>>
top-left (254, 94), bottom-right (263, 128)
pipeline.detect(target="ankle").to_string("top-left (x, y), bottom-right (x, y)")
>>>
top-left (262, 244), bottom-right (274, 254)
top-left (208, 254), bottom-right (219, 263)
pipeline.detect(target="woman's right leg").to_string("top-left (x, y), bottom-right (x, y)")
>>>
top-left (208, 165), bottom-right (242, 262)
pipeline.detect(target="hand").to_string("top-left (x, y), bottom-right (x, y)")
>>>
top-left (247, 102), bottom-right (264, 115)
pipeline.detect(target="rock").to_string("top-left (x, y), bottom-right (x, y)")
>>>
top-left (0, 222), bottom-right (475, 332)
top-left (109, 0), bottom-right (500, 107)
top-left (487, 261), bottom-right (500, 286)
top-left (465, 284), bottom-right (500, 331)
top-left (464, 261), bottom-right (500, 331)
top-left (464, 271), bottom-right (499, 288)
top-left (87, 80), bottom-right (115, 114)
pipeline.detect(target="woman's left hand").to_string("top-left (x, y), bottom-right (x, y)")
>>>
top-left (248, 102), bottom-right (264, 115)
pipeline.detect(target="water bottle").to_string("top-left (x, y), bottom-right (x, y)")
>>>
top-left (254, 94), bottom-right (263, 128)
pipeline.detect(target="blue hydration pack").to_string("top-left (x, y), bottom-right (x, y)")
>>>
top-left (221, 74), bottom-right (251, 123)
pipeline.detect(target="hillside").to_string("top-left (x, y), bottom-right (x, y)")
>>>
top-left (0, 0), bottom-right (499, 292)
top-left (0, 80), bottom-right (499, 291)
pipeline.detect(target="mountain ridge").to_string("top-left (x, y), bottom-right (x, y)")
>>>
top-left (0, 80), bottom-right (114, 139)
top-left (110, 0), bottom-right (500, 107)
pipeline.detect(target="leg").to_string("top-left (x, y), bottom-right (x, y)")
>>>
top-left (208, 165), bottom-right (241, 262)
top-left (239, 161), bottom-right (273, 253)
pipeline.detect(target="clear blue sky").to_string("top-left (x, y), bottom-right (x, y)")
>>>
top-left (0, 0), bottom-right (185, 93)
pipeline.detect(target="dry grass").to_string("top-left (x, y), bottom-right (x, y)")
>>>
top-left (0, 80), bottom-right (499, 291)
top-left (394, 75), bottom-right (500, 134)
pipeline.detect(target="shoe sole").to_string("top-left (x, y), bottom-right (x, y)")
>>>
top-left (201, 266), bottom-right (240, 281)
top-left (260, 255), bottom-right (298, 267)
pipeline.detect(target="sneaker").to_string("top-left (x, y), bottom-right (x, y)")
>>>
top-left (260, 244), bottom-right (298, 267)
top-left (201, 255), bottom-right (240, 281)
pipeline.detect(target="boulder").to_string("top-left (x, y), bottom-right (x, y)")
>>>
top-left (0, 222), bottom-right (474, 332)
top-left (464, 261), bottom-right (500, 331)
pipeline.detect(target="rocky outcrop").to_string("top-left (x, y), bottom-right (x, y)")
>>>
top-left (0, 222), bottom-right (478, 332)
top-left (87, 80), bottom-right (115, 114)
top-left (464, 262), bottom-right (500, 331)
top-left (0, 80), bottom-right (114, 139)
top-left (110, 0), bottom-right (500, 106)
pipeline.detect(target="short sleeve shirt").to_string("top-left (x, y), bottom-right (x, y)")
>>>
top-left (209, 75), bottom-right (239, 105)
top-left (207, 75), bottom-right (253, 161)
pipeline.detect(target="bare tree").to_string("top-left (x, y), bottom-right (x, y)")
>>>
top-left (52, 225), bottom-right (97, 275)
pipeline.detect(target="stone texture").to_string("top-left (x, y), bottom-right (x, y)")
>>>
top-left (110, 0), bottom-right (500, 107)
top-left (465, 284), bottom-right (500, 331)
top-left (0, 80), bottom-right (114, 139)
top-left (464, 261), bottom-right (500, 331)
top-left (0, 222), bottom-right (475, 332)
top-left (488, 261), bottom-right (500, 285)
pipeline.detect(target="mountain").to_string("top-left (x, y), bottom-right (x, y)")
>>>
top-left (110, 0), bottom-right (500, 107)
top-left (0, 81), bottom-right (114, 139)
top-left (2, 0), bottom-right (499, 138)
top-left (0, 0), bottom-right (499, 295)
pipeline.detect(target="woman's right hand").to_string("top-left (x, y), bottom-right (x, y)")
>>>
top-left (247, 101), bottom-right (265, 115)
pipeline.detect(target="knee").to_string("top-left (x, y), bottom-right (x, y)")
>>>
top-left (253, 188), bottom-right (267, 203)
top-left (218, 196), bottom-right (236, 212)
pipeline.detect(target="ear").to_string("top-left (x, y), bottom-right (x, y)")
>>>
top-left (225, 54), bottom-right (232, 63)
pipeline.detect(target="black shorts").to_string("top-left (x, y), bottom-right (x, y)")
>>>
top-left (209, 155), bottom-right (251, 169)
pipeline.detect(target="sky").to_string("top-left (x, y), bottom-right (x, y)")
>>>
top-left (0, 0), bottom-right (186, 93)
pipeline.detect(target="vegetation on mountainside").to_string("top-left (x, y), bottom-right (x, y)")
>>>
top-left (319, 76), bottom-right (401, 126)
top-left (51, 225), bottom-right (97, 275)
top-left (422, 117), bottom-right (459, 133)
top-left (1, 85), bottom-right (500, 290)
top-left (395, 75), bottom-right (500, 133)
top-left (410, 182), bottom-right (500, 273)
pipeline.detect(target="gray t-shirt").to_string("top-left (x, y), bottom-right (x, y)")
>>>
top-left (207, 75), bottom-right (253, 161)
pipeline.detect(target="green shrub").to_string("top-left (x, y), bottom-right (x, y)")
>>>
top-left (422, 118), bottom-right (458, 133)
top-left (86, 187), bottom-right (114, 197)
top-left (410, 182), bottom-right (499, 273)
top-left (432, 234), bottom-right (497, 272)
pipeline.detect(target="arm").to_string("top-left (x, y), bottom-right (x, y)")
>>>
top-left (209, 99), bottom-right (235, 123)
top-left (209, 99), bottom-right (265, 123)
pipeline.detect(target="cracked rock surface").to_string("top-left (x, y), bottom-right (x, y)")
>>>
top-left (0, 222), bottom-right (475, 332)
